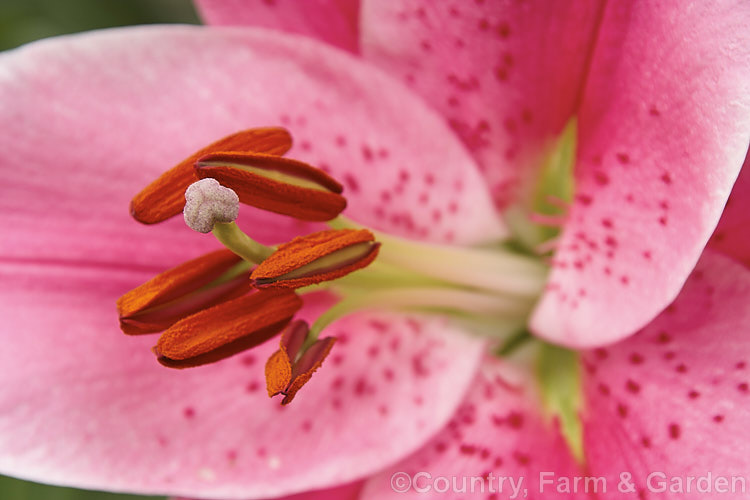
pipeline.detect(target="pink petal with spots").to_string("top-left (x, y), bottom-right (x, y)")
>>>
top-left (710, 149), bottom-right (750, 267)
top-left (360, 358), bottom-right (585, 500)
top-left (0, 26), bottom-right (501, 262)
top-left (195, 0), bottom-right (361, 53)
top-left (174, 480), bottom-right (364, 500)
top-left (531, 1), bottom-right (750, 347)
top-left (0, 262), bottom-right (484, 497)
top-left (360, 1), bottom-right (606, 209)
top-left (583, 251), bottom-right (750, 499)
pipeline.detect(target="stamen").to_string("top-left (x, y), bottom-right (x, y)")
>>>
top-left (195, 152), bottom-right (347, 221)
top-left (534, 236), bottom-right (561, 255)
top-left (251, 229), bottom-right (380, 289)
top-left (154, 289), bottom-right (302, 368)
top-left (309, 287), bottom-right (536, 340)
top-left (528, 212), bottom-right (569, 227)
top-left (265, 320), bottom-right (336, 405)
top-left (130, 128), bottom-right (292, 224)
top-left (544, 194), bottom-right (571, 212)
top-left (117, 249), bottom-right (250, 335)
top-left (330, 218), bottom-right (547, 297)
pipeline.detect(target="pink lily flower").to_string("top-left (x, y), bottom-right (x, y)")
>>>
top-left (1, 1), bottom-right (749, 499)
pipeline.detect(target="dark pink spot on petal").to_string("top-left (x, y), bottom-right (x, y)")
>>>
top-left (594, 171), bottom-right (610, 186)
top-left (625, 379), bottom-right (641, 394)
top-left (343, 173), bottom-right (360, 193)
top-left (617, 403), bottom-right (628, 418)
top-left (656, 331), bottom-right (672, 344)
top-left (668, 423), bottom-right (681, 439)
top-left (496, 22), bottom-right (511, 38)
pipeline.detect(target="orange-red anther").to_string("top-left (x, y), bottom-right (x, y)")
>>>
top-left (117, 249), bottom-right (249, 335)
top-left (195, 151), bottom-right (347, 221)
top-left (130, 128), bottom-right (292, 224)
top-left (251, 229), bottom-right (379, 289)
top-left (154, 289), bottom-right (303, 369)
top-left (265, 320), bottom-right (336, 405)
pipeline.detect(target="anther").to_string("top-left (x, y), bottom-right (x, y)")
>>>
top-left (251, 229), bottom-right (380, 289)
top-left (130, 127), bottom-right (292, 224)
top-left (265, 320), bottom-right (336, 404)
top-left (117, 249), bottom-right (250, 335)
top-left (195, 152), bottom-right (347, 221)
top-left (154, 289), bottom-right (303, 368)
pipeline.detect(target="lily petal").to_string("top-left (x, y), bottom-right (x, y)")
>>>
top-left (583, 251), bottom-right (750, 499)
top-left (360, 1), bottom-right (606, 209)
top-left (195, 0), bottom-right (361, 54)
top-left (361, 357), bottom-right (586, 499)
top-left (710, 149), bottom-right (750, 268)
top-left (0, 263), bottom-right (484, 497)
top-left (531, 1), bottom-right (750, 347)
top-left (0, 25), bottom-right (502, 275)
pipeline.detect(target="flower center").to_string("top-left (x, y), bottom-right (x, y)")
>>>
top-left (118, 127), bottom-right (558, 405)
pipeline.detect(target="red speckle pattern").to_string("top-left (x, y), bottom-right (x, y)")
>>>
top-left (361, 2), bottom-right (605, 209)
top-left (531, 1), bottom-right (750, 347)
top-left (583, 253), bottom-right (750, 499)
top-left (361, 359), bottom-right (586, 499)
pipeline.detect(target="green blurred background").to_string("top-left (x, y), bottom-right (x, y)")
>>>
top-left (0, 0), bottom-right (199, 51)
top-left (1, 3), bottom-right (202, 498)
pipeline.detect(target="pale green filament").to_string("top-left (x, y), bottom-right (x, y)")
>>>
top-left (329, 217), bottom-right (548, 297)
top-left (302, 287), bottom-right (537, 352)
top-left (212, 222), bottom-right (275, 264)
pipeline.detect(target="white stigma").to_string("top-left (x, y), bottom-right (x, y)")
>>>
top-left (184, 178), bottom-right (239, 233)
